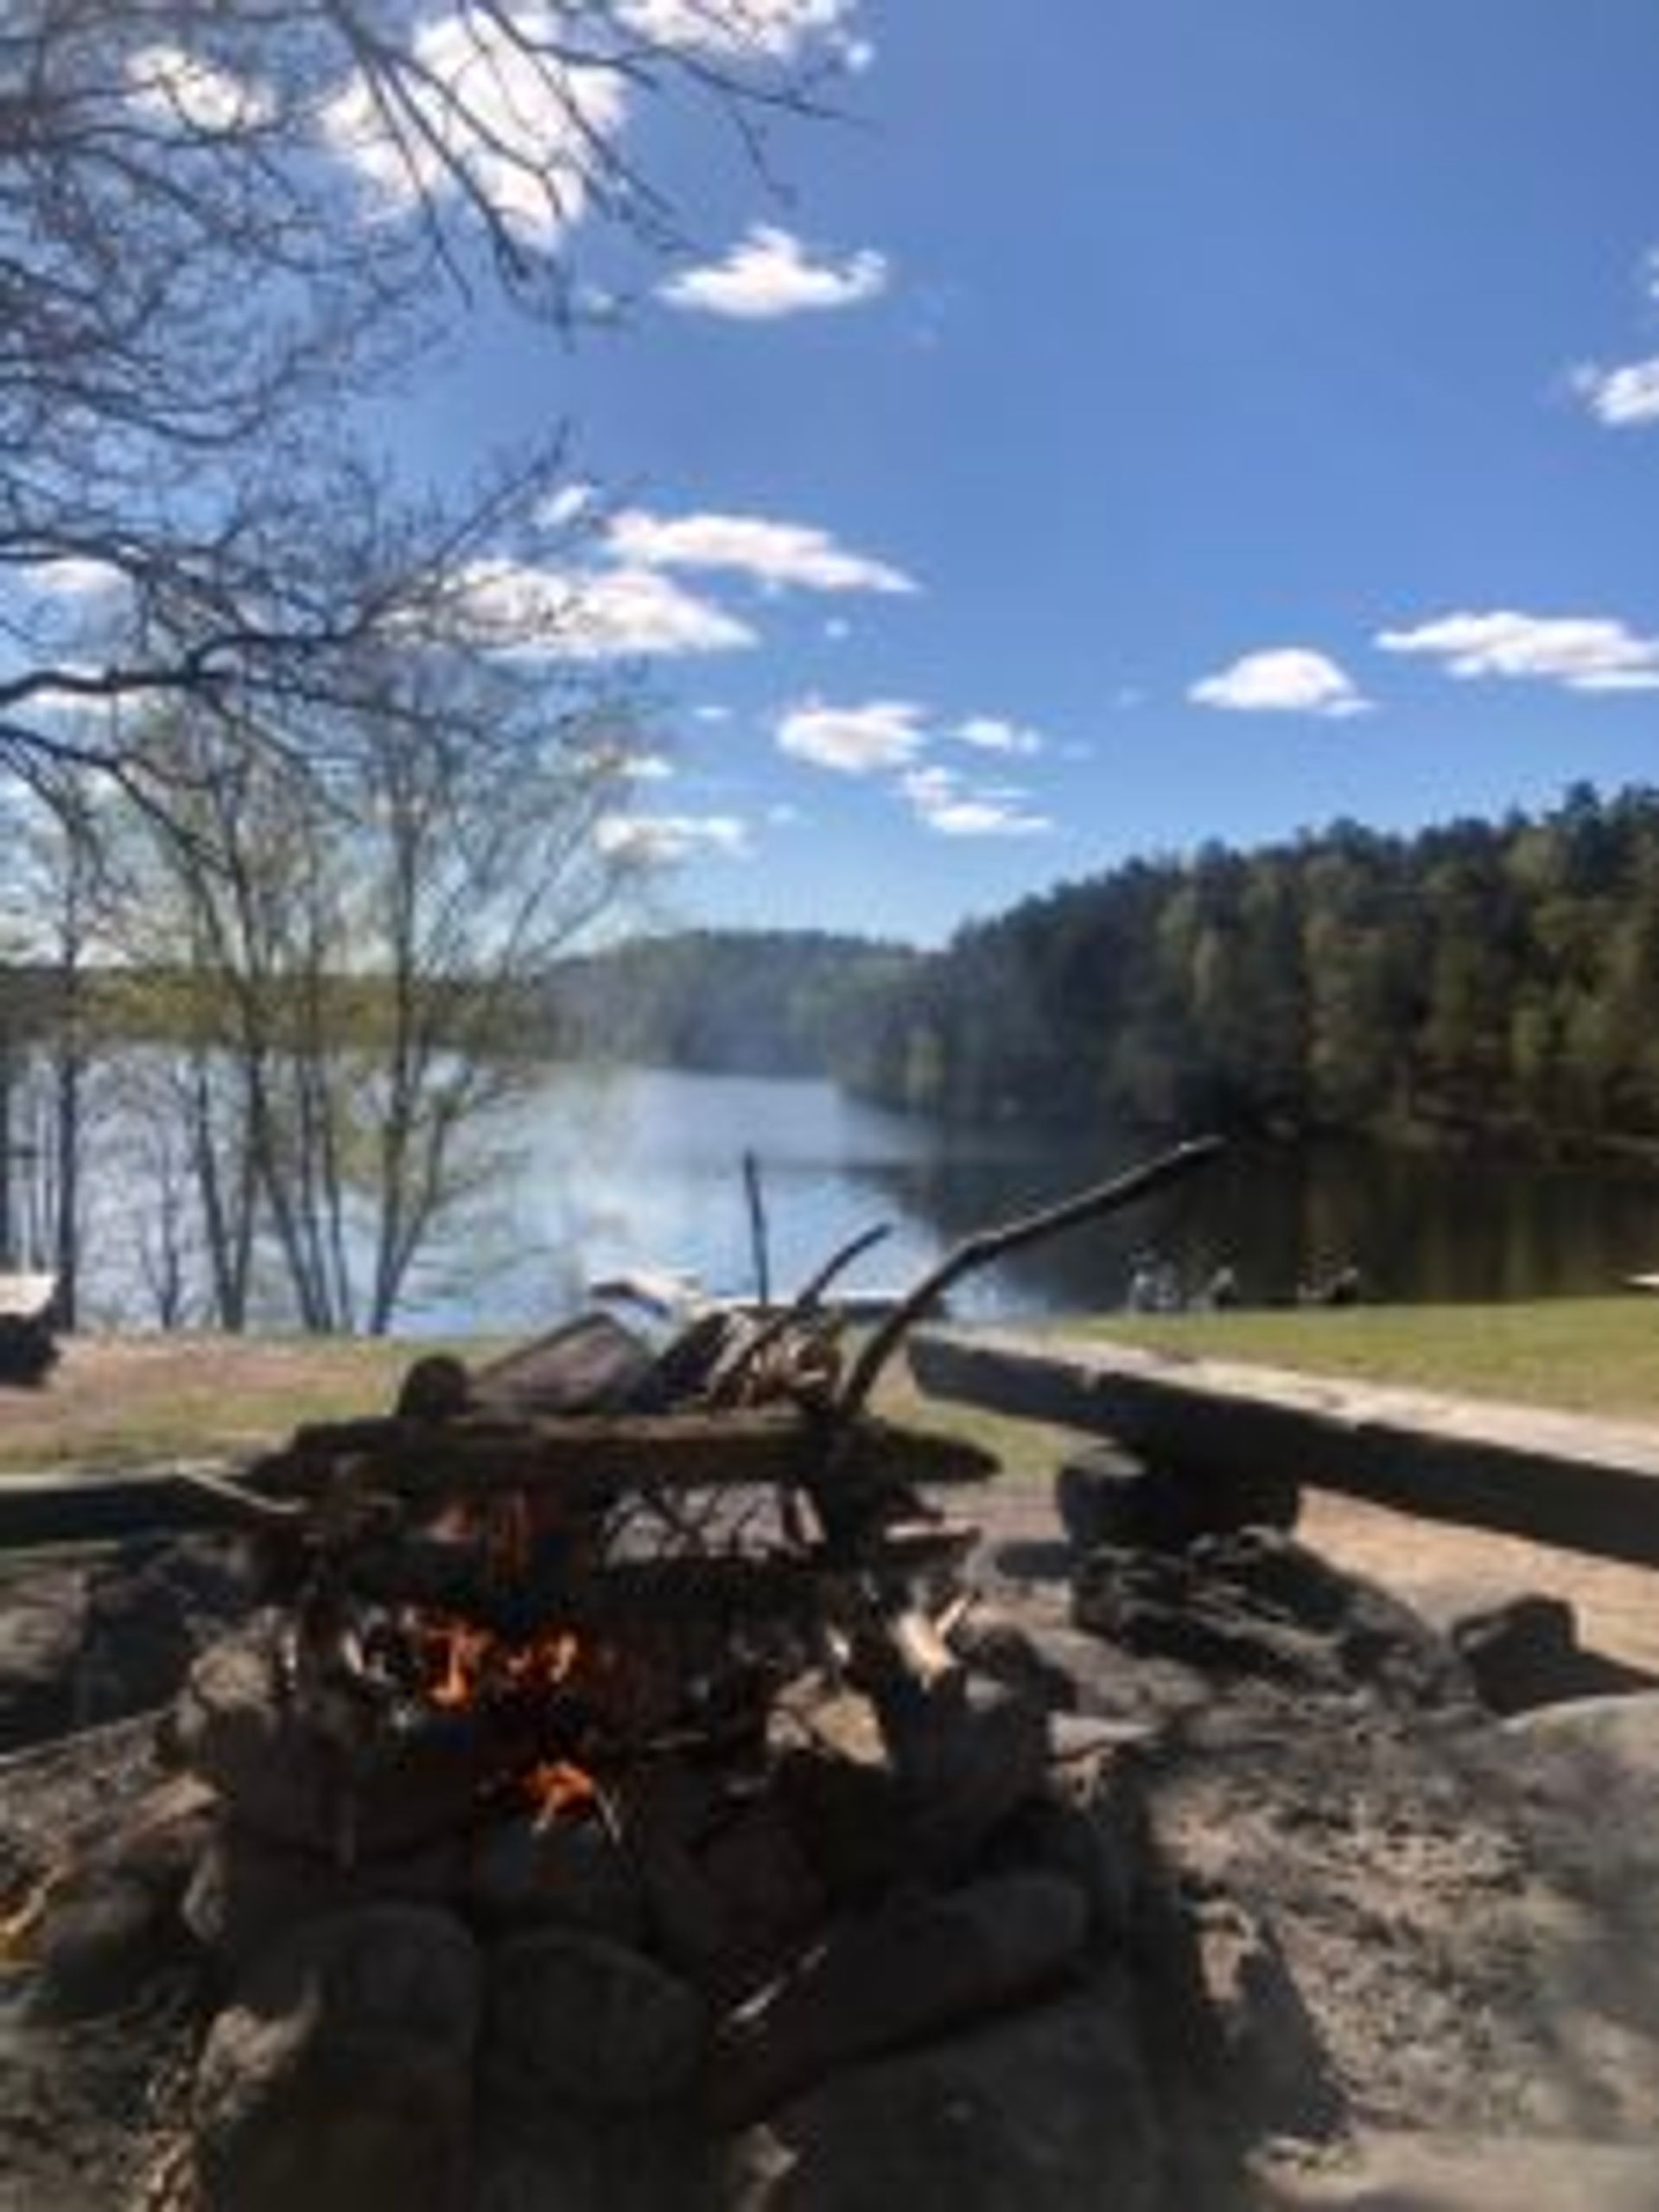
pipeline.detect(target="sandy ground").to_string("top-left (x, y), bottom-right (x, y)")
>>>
top-left (1299, 1487), bottom-right (1659, 1676)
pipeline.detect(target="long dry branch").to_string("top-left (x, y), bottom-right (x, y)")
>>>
top-left (251, 1407), bottom-right (996, 1505)
top-left (836, 1135), bottom-right (1226, 1424)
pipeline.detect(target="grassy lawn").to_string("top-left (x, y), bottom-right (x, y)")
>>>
top-left (9, 1298), bottom-right (1659, 1480)
top-left (0, 1334), bottom-right (506, 1475)
top-left (1090, 1296), bottom-right (1659, 1425)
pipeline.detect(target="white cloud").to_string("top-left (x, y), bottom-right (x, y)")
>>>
top-left (596, 812), bottom-right (751, 862)
top-left (321, 12), bottom-right (625, 244)
top-left (900, 765), bottom-right (1050, 839)
top-left (620, 0), bottom-right (856, 60)
top-left (1376, 610), bottom-right (1659, 693)
top-left (454, 558), bottom-right (755, 658)
top-left (1572, 357), bottom-right (1659, 429)
top-left (901, 766), bottom-right (956, 809)
top-left (23, 556), bottom-right (125, 603)
top-left (1190, 647), bottom-right (1371, 719)
top-left (659, 225), bottom-right (888, 319)
top-left (778, 697), bottom-right (926, 772)
top-left (609, 508), bottom-right (915, 595)
top-left (952, 714), bottom-right (1043, 757)
top-left (620, 753), bottom-right (675, 780)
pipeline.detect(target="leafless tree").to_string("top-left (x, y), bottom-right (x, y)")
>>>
top-left (0, 1), bottom-right (851, 1325)
top-left (105, 643), bottom-right (647, 1332)
top-left (0, 0), bottom-right (848, 800)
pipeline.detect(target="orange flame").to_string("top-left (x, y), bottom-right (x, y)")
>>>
top-left (419, 1618), bottom-right (582, 1709)
top-left (523, 1759), bottom-right (598, 1824)
top-left (416, 1611), bottom-right (597, 1822)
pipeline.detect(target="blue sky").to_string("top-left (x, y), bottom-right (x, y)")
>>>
top-left (400, 1), bottom-right (1659, 945)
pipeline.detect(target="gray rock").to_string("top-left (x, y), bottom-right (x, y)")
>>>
top-left (1452, 1595), bottom-right (1654, 1716)
top-left (473, 2108), bottom-right (709, 2212)
top-left (706, 1870), bottom-right (1091, 2128)
top-left (1504, 1689), bottom-right (1659, 1854)
top-left (466, 1807), bottom-right (646, 1945)
top-left (882, 1671), bottom-right (1052, 1878)
top-left (483, 1928), bottom-right (708, 2112)
top-left (76, 1538), bottom-right (250, 1726)
top-left (185, 1821), bottom-right (464, 1971)
top-left (693, 1798), bottom-right (828, 1995)
top-left (0, 1566), bottom-right (87, 1751)
top-left (1057, 1444), bottom-right (1297, 1554)
top-left (944, 1604), bottom-right (1078, 1711)
top-left (29, 1774), bottom-right (214, 2019)
top-left (1074, 1529), bottom-right (1471, 1708)
top-left (989, 1732), bottom-right (1157, 1953)
top-left (773, 1742), bottom-right (913, 1906)
top-left (193, 1902), bottom-right (480, 2212)
top-left (175, 1624), bottom-right (497, 1854)
top-left (725, 1969), bottom-right (1164, 2212)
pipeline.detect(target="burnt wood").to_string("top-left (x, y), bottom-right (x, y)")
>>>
top-left (315, 1521), bottom-right (982, 1637)
top-left (249, 1408), bottom-right (996, 1506)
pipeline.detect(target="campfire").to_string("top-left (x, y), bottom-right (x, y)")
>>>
top-left (14, 1145), bottom-right (1231, 2212)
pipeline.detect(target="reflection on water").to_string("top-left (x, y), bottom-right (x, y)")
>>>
top-left (405, 1067), bottom-right (1659, 1333)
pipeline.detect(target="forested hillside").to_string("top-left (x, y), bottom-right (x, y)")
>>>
top-left (845, 785), bottom-right (1659, 1152)
top-left (550, 931), bottom-right (918, 1076)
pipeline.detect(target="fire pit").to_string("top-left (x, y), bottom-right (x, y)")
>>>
top-left (7, 1147), bottom-right (1246, 2212)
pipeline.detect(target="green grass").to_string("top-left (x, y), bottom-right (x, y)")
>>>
top-left (0, 1335), bottom-right (512, 1476)
top-left (9, 1300), bottom-right (1659, 1484)
top-left (1087, 1296), bottom-right (1659, 1423)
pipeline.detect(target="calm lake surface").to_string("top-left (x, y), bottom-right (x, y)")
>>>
top-left (399, 1066), bottom-right (1659, 1334)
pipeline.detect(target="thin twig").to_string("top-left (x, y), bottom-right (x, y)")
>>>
top-left (715, 1220), bottom-right (893, 1400)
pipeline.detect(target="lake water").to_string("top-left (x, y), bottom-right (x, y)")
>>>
top-left (395, 1066), bottom-right (1659, 1333)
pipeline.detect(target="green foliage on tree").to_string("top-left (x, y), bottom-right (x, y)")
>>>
top-left (852, 785), bottom-right (1659, 1154)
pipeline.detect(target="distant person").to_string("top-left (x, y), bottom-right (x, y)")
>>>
top-left (1322, 1263), bottom-right (1363, 1306)
top-left (1126, 1254), bottom-right (1161, 1313)
top-left (1205, 1264), bottom-right (1241, 1310)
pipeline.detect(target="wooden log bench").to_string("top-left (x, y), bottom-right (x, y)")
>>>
top-left (909, 1325), bottom-right (1659, 1571)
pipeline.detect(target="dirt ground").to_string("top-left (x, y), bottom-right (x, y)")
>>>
top-left (1298, 1487), bottom-right (1659, 1676)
